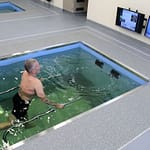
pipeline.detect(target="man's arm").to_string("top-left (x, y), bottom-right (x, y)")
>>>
top-left (35, 79), bottom-right (64, 109)
top-left (41, 97), bottom-right (64, 108)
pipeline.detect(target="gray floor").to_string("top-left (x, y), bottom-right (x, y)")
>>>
top-left (1, 0), bottom-right (150, 150)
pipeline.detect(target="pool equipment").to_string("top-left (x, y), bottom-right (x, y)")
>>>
top-left (2, 107), bottom-right (55, 148)
top-left (110, 69), bottom-right (120, 79)
top-left (64, 96), bottom-right (82, 107)
top-left (1, 95), bottom-right (83, 149)
top-left (0, 86), bottom-right (18, 95)
top-left (95, 59), bottom-right (104, 68)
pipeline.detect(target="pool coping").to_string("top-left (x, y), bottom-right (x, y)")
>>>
top-left (9, 83), bottom-right (147, 150)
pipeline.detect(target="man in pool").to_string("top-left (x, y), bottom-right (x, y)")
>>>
top-left (0, 59), bottom-right (64, 129)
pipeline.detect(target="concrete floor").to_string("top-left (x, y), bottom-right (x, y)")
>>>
top-left (1, 0), bottom-right (150, 149)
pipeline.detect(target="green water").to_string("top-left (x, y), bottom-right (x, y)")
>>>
top-left (0, 48), bottom-right (140, 146)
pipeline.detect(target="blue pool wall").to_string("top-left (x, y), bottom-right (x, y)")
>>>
top-left (79, 43), bottom-right (148, 85)
top-left (0, 42), bottom-right (147, 85)
top-left (0, 2), bottom-right (24, 12)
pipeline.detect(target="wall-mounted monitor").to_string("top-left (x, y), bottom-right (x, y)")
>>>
top-left (144, 16), bottom-right (150, 38)
top-left (115, 7), bottom-right (145, 33)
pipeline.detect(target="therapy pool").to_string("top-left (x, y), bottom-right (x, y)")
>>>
top-left (0, 42), bottom-right (148, 148)
top-left (0, 2), bottom-right (24, 13)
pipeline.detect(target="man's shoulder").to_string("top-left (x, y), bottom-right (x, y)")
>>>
top-left (33, 77), bottom-right (42, 85)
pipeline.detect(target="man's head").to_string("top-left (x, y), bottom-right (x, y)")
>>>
top-left (24, 59), bottom-right (40, 75)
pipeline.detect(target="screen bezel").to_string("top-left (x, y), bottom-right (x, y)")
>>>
top-left (115, 7), bottom-right (145, 34)
top-left (144, 16), bottom-right (150, 38)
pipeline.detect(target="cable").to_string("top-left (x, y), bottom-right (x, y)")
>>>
top-left (1, 96), bottom-right (82, 149)
top-left (64, 96), bottom-right (82, 107)
top-left (2, 107), bottom-right (55, 147)
top-left (0, 86), bottom-right (18, 95)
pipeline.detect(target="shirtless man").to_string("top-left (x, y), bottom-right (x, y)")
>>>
top-left (0, 59), bottom-right (64, 129)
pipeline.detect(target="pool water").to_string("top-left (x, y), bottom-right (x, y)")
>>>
top-left (0, 2), bottom-right (24, 13)
top-left (0, 42), bottom-right (147, 147)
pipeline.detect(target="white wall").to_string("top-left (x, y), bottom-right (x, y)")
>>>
top-left (87, 0), bottom-right (150, 44)
top-left (41, 0), bottom-right (63, 9)
top-left (51, 0), bottom-right (63, 9)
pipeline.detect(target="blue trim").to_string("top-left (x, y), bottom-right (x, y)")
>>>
top-left (0, 42), bottom-right (147, 85)
top-left (0, 2), bottom-right (24, 12)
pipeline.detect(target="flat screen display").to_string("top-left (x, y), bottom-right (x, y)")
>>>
top-left (144, 16), bottom-right (150, 38)
top-left (116, 7), bottom-right (145, 33)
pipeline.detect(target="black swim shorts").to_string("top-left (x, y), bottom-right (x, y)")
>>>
top-left (12, 93), bottom-right (31, 121)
